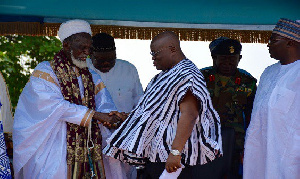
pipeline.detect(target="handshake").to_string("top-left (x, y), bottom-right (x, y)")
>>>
top-left (93, 111), bottom-right (129, 129)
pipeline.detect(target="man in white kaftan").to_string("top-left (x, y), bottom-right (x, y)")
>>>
top-left (13, 20), bottom-right (123, 179)
top-left (243, 18), bottom-right (300, 179)
top-left (13, 62), bottom-right (116, 178)
top-left (87, 58), bottom-right (143, 113)
top-left (87, 33), bottom-right (144, 179)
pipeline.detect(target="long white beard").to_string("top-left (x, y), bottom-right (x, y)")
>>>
top-left (71, 50), bottom-right (87, 69)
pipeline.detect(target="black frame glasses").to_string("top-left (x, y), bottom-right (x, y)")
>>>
top-left (150, 48), bottom-right (165, 57)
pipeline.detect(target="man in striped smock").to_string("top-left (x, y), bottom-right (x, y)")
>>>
top-left (103, 31), bottom-right (223, 178)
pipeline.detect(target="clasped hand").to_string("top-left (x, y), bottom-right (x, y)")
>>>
top-left (93, 111), bottom-right (128, 129)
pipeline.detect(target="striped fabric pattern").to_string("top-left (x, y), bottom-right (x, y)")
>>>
top-left (273, 18), bottom-right (300, 42)
top-left (103, 59), bottom-right (222, 166)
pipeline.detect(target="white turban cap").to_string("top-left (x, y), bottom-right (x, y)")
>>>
top-left (58, 19), bottom-right (92, 42)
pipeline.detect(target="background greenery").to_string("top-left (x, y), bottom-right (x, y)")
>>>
top-left (0, 35), bottom-right (61, 113)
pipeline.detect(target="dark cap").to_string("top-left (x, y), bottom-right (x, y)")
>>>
top-left (209, 36), bottom-right (229, 52)
top-left (210, 38), bottom-right (242, 55)
top-left (92, 33), bottom-right (116, 52)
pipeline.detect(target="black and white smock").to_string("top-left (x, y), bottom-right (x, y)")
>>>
top-left (103, 59), bottom-right (222, 166)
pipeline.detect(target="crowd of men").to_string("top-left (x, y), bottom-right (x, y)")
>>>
top-left (0, 18), bottom-right (299, 179)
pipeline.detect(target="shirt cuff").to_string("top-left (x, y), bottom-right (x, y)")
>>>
top-left (80, 109), bottom-right (95, 127)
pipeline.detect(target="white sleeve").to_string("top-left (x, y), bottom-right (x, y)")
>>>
top-left (131, 66), bottom-right (144, 107)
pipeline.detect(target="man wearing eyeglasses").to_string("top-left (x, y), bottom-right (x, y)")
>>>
top-left (103, 31), bottom-right (222, 178)
top-left (244, 18), bottom-right (300, 179)
top-left (87, 33), bottom-right (143, 179)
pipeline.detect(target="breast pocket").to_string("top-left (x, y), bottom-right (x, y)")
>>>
top-left (269, 86), bottom-right (296, 114)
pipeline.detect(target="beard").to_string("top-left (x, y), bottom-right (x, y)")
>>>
top-left (71, 50), bottom-right (87, 69)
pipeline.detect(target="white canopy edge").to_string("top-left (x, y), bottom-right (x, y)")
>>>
top-left (45, 18), bottom-right (275, 31)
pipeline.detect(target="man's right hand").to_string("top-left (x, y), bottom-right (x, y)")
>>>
top-left (93, 112), bottom-right (123, 129)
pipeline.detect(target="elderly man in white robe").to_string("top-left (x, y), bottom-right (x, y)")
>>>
top-left (243, 18), bottom-right (300, 179)
top-left (13, 19), bottom-right (124, 179)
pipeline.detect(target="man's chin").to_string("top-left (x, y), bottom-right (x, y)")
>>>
top-left (100, 68), bottom-right (111, 73)
top-left (72, 58), bottom-right (87, 69)
top-left (220, 70), bottom-right (234, 76)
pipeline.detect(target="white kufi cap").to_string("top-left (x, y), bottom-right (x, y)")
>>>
top-left (58, 19), bottom-right (92, 42)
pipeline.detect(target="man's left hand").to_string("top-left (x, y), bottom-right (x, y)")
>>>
top-left (165, 153), bottom-right (181, 173)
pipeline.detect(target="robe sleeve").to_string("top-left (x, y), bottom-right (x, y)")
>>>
top-left (131, 65), bottom-right (144, 108)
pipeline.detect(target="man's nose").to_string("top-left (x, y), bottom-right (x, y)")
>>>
top-left (222, 59), bottom-right (233, 65)
top-left (84, 47), bottom-right (91, 55)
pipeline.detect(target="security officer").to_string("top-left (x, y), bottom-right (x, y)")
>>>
top-left (201, 37), bottom-right (257, 179)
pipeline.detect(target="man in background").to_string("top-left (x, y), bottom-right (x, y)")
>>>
top-left (87, 32), bottom-right (143, 179)
top-left (244, 18), bottom-right (300, 179)
top-left (13, 19), bottom-right (122, 178)
top-left (201, 37), bottom-right (257, 178)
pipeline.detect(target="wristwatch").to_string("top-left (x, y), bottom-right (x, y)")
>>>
top-left (170, 149), bottom-right (181, 156)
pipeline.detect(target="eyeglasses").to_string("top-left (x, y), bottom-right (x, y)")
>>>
top-left (150, 48), bottom-right (166, 57)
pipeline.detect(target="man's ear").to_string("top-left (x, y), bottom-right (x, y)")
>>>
top-left (62, 41), bottom-right (70, 51)
top-left (239, 55), bottom-right (242, 62)
top-left (169, 46), bottom-right (176, 53)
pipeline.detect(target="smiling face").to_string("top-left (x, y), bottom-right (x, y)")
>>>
top-left (213, 54), bottom-right (241, 76)
top-left (91, 50), bottom-right (116, 73)
top-left (63, 32), bottom-right (92, 68)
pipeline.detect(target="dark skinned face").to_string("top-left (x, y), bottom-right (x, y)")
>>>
top-left (150, 41), bottom-right (175, 71)
top-left (213, 54), bottom-right (241, 76)
top-left (64, 33), bottom-right (92, 62)
top-left (267, 33), bottom-right (288, 61)
top-left (91, 51), bottom-right (116, 73)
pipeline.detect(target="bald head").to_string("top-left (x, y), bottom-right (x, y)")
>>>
top-left (151, 31), bottom-right (184, 58)
top-left (150, 31), bottom-right (185, 71)
top-left (151, 31), bottom-right (181, 48)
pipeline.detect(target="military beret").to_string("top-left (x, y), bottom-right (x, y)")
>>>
top-left (209, 36), bottom-right (229, 52)
top-left (210, 38), bottom-right (242, 55)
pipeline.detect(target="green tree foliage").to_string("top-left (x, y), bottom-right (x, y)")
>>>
top-left (0, 35), bottom-right (61, 112)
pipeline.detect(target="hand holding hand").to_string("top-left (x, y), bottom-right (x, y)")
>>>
top-left (93, 112), bottom-right (123, 129)
top-left (109, 111), bottom-right (129, 122)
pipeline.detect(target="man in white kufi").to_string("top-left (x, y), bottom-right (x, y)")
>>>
top-left (13, 19), bottom-right (123, 179)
